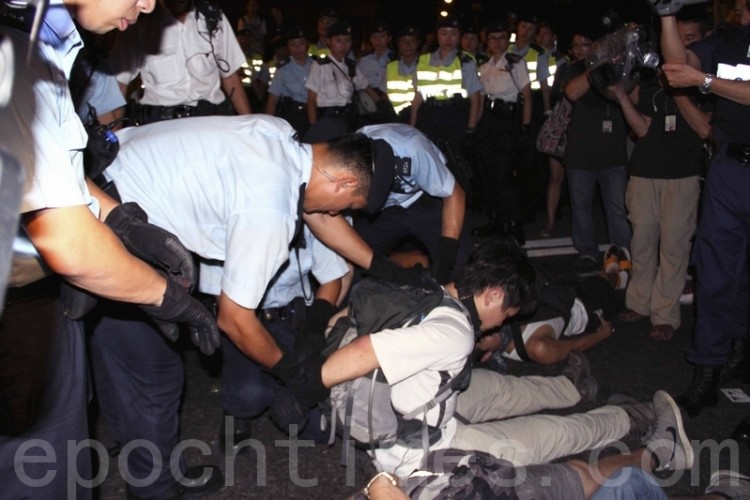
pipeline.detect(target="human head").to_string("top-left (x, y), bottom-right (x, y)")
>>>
top-left (369, 21), bottom-right (391, 54)
top-left (570, 33), bottom-right (593, 61)
top-left (436, 15), bottom-right (461, 52)
top-left (461, 26), bottom-right (480, 54)
top-left (454, 237), bottom-right (538, 329)
top-left (515, 13), bottom-right (539, 45)
top-left (163, 0), bottom-right (193, 19)
top-left (536, 22), bottom-right (556, 49)
top-left (676, 19), bottom-right (704, 46)
top-left (485, 22), bottom-right (510, 56)
top-left (396, 25), bottom-right (420, 60)
top-left (317, 9), bottom-right (338, 39)
top-left (735, 0), bottom-right (750, 25)
top-left (326, 20), bottom-right (353, 59)
top-left (284, 26), bottom-right (308, 58)
top-left (63, 0), bottom-right (156, 34)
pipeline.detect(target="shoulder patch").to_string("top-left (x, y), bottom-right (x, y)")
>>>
top-left (277, 57), bottom-right (291, 67)
top-left (458, 51), bottom-right (475, 65)
top-left (530, 42), bottom-right (544, 54)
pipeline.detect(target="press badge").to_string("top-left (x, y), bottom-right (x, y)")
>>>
top-left (602, 120), bottom-right (613, 133)
top-left (664, 114), bottom-right (677, 132)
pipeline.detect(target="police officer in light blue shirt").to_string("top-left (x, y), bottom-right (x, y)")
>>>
top-left (356, 123), bottom-right (473, 284)
top-left (266, 26), bottom-right (313, 135)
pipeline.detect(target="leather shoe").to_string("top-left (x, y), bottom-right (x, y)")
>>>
top-left (733, 413), bottom-right (750, 443)
top-left (676, 365), bottom-right (721, 418)
top-left (721, 337), bottom-right (747, 382)
top-left (219, 414), bottom-right (253, 456)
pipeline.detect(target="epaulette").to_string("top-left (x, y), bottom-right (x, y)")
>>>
top-left (458, 51), bottom-right (475, 65)
top-left (388, 51), bottom-right (398, 63)
top-left (475, 53), bottom-right (489, 66)
top-left (314, 54), bottom-right (331, 64)
top-left (529, 42), bottom-right (544, 54)
top-left (345, 57), bottom-right (357, 78)
top-left (277, 57), bottom-right (291, 68)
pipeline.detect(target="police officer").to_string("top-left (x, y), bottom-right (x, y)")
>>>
top-left (110, 0), bottom-right (251, 124)
top-left (0, 1), bottom-right (220, 497)
top-left (472, 21), bottom-right (532, 243)
top-left (236, 26), bottom-right (267, 112)
top-left (304, 19), bottom-right (369, 142)
top-left (308, 9), bottom-right (337, 58)
top-left (266, 26), bottom-right (314, 135)
top-left (357, 20), bottom-right (397, 125)
top-left (658, 4), bottom-right (750, 437)
top-left (220, 226), bottom-right (349, 451)
top-left (410, 15), bottom-right (481, 185)
top-left (461, 24), bottom-right (489, 66)
top-left (382, 25), bottom-right (420, 123)
top-left (356, 123), bottom-right (473, 284)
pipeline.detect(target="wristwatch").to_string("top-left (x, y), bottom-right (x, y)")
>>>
top-left (698, 73), bottom-right (715, 95)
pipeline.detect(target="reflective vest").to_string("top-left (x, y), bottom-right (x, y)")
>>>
top-left (386, 60), bottom-right (416, 114)
top-left (241, 54), bottom-right (264, 87)
top-left (309, 45), bottom-right (331, 58)
top-left (415, 52), bottom-right (467, 100)
top-left (511, 44), bottom-right (542, 90)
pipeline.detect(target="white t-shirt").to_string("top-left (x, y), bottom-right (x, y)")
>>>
top-left (110, 7), bottom-right (245, 106)
top-left (369, 302), bottom-right (475, 475)
top-left (105, 115), bottom-right (311, 308)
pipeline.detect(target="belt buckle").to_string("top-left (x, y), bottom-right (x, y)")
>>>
top-left (174, 105), bottom-right (192, 119)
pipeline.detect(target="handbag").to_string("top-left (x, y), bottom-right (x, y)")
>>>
top-left (536, 97), bottom-right (573, 158)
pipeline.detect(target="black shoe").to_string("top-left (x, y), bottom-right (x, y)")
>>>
top-left (676, 365), bottom-right (721, 418)
top-left (733, 413), bottom-right (750, 443)
top-left (721, 337), bottom-right (747, 383)
top-left (126, 466), bottom-right (224, 499)
top-left (219, 413), bottom-right (253, 456)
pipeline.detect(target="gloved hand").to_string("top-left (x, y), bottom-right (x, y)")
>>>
top-left (295, 299), bottom-right (337, 361)
top-left (268, 353), bottom-right (328, 431)
top-left (367, 254), bottom-right (442, 292)
top-left (141, 278), bottom-right (220, 355)
top-left (431, 237), bottom-right (459, 285)
top-left (105, 202), bottom-right (195, 290)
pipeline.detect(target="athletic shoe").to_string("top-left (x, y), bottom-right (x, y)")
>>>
top-left (607, 393), bottom-right (656, 444)
top-left (646, 390), bottom-right (694, 471)
top-left (704, 470), bottom-right (750, 499)
top-left (562, 351), bottom-right (598, 403)
top-left (602, 245), bottom-right (620, 273)
top-left (616, 247), bottom-right (632, 290)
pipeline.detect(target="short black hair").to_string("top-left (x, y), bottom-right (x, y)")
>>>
top-left (326, 133), bottom-right (373, 199)
top-left (455, 237), bottom-right (538, 314)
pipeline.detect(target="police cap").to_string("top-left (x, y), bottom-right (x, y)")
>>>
top-left (396, 25), bottom-right (419, 40)
top-left (326, 20), bottom-right (352, 38)
top-left (318, 8), bottom-right (338, 21)
top-left (283, 25), bottom-right (307, 41)
top-left (370, 19), bottom-right (390, 35)
top-left (486, 22), bottom-right (508, 34)
top-left (367, 139), bottom-right (396, 214)
top-left (463, 24), bottom-right (480, 36)
top-left (517, 11), bottom-right (540, 25)
top-left (436, 15), bottom-right (461, 31)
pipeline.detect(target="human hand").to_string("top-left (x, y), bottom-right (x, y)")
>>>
top-left (661, 63), bottom-right (705, 89)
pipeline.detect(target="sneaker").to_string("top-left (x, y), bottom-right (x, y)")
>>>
top-left (616, 247), bottom-right (631, 290)
top-left (602, 245), bottom-right (620, 273)
top-left (607, 394), bottom-right (655, 444)
top-left (705, 470), bottom-right (750, 499)
top-left (562, 351), bottom-right (598, 403)
top-left (646, 390), bottom-right (694, 471)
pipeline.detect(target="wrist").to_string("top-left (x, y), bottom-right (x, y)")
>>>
top-left (364, 471), bottom-right (400, 499)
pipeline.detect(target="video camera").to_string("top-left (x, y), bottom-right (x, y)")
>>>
top-left (585, 26), bottom-right (659, 95)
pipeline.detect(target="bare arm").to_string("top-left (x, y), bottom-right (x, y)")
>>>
top-left (216, 292), bottom-right (283, 367)
top-left (441, 183), bottom-right (466, 240)
top-left (521, 84), bottom-right (532, 125)
top-left (409, 92), bottom-right (423, 127)
top-left (467, 91), bottom-right (480, 129)
top-left (303, 213), bottom-right (374, 269)
top-left (315, 277), bottom-right (342, 306)
top-left (23, 205), bottom-right (166, 306)
top-left (564, 70), bottom-right (590, 102)
top-left (611, 84), bottom-right (651, 138)
top-left (663, 62), bottom-right (750, 106)
top-left (307, 89), bottom-right (318, 124)
top-left (540, 79), bottom-right (551, 113)
top-left (265, 92), bottom-right (280, 115)
top-left (321, 334), bottom-right (379, 387)
top-left (673, 92), bottom-right (712, 139)
top-left (221, 71), bottom-right (252, 114)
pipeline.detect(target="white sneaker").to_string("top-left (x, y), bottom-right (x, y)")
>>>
top-left (646, 390), bottom-right (694, 471)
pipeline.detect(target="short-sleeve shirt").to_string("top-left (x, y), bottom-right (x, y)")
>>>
top-left (268, 57), bottom-right (313, 103)
top-left (261, 226), bottom-right (349, 308)
top-left (305, 56), bottom-right (369, 107)
top-left (75, 68), bottom-right (127, 124)
top-left (424, 49), bottom-right (482, 95)
top-left (479, 52), bottom-right (530, 102)
top-left (369, 302), bottom-right (475, 475)
top-left (104, 115), bottom-right (311, 308)
top-left (110, 6), bottom-right (245, 106)
top-left (358, 124), bottom-right (455, 208)
top-left (688, 25), bottom-right (750, 144)
top-left (0, 2), bottom-right (94, 216)
top-left (357, 50), bottom-right (393, 89)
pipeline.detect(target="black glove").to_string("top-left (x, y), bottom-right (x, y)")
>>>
top-left (141, 278), bottom-right (220, 355)
top-left (267, 353), bottom-right (328, 431)
top-left (367, 254), bottom-right (442, 292)
top-left (431, 237), bottom-right (459, 285)
top-left (294, 299), bottom-right (337, 361)
top-left (105, 202), bottom-right (195, 290)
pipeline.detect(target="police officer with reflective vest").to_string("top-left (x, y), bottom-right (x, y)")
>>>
top-left (409, 16), bottom-right (481, 179)
top-left (382, 25), bottom-right (420, 123)
top-left (266, 26), bottom-right (314, 135)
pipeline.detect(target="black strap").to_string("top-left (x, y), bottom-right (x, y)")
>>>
top-left (289, 183), bottom-right (306, 250)
top-left (456, 285), bottom-right (481, 339)
top-left (510, 323), bottom-right (532, 362)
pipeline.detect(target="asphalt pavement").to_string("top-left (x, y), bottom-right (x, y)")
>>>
top-left (92, 207), bottom-right (750, 499)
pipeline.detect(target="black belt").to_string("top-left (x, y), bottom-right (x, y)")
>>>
top-left (423, 96), bottom-right (467, 107)
top-left (726, 142), bottom-right (750, 165)
top-left (483, 97), bottom-right (517, 113)
top-left (279, 97), bottom-right (307, 113)
top-left (318, 105), bottom-right (353, 118)
top-left (136, 100), bottom-right (230, 123)
top-left (257, 303), bottom-right (296, 323)
top-left (5, 276), bottom-right (60, 305)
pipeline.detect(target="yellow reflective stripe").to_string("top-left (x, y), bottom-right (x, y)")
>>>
top-left (386, 61), bottom-right (416, 113)
top-left (416, 53), bottom-right (466, 100)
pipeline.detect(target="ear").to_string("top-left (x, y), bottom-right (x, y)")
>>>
top-left (335, 176), bottom-right (360, 192)
top-left (486, 287), bottom-right (505, 307)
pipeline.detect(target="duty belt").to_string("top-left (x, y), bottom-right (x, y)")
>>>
top-left (483, 97), bottom-right (517, 114)
top-left (423, 95), bottom-right (466, 107)
top-left (318, 104), bottom-right (353, 118)
top-left (257, 303), bottom-right (296, 323)
top-left (5, 276), bottom-right (60, 306)
top-left (278, 97), bottom-right (307, 113)
top-left (726, 142), bottom-right (750, 165)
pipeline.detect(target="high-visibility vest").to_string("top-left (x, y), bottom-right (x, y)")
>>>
top-left (546, 52), bottom-right (566, 87)
top-left (511, 44), bottom-right (543, 90)
top-left (386, 60), bottom-right (416, 114)
top-left (308, 45), bottom-right (331, 58)
top-left (241, 54), bottom-right (264, 87)
top-left (415, 52), bottom-right (467, 100)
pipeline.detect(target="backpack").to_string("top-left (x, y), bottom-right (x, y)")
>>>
top-left (320, 276), bottom-right (473, 465)
top-left (401, 449), bottom-right (520, 499)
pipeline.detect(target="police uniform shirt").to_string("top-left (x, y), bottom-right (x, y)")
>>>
top-left (105, 115), bottom-right (311, 309)
top-left (109, 7), bottom-right (246, 107)
top-left (358, 124), bottom-right (455, 209)
top-left (76, 69), bottom-right (127, 124)
top-left (305, 55), bottom-right (369, 107)
top-left (510, 43), bottom-right (550, 88)
top-left (358, 50), bottom-right (394, 89)
top-left (268, 57), bottom-right (313, 103)
top-left (479, 52), bottom-right (530, 103)
top-left (425, 49), bottom-right (482, 95)
top-left (0, 2), bottom-right (95, 216)
top-left (261, 226), bottom-right (349, 308)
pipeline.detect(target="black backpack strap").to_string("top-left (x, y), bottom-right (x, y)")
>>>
top-left (511, 322), bottom-right (532, 362)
